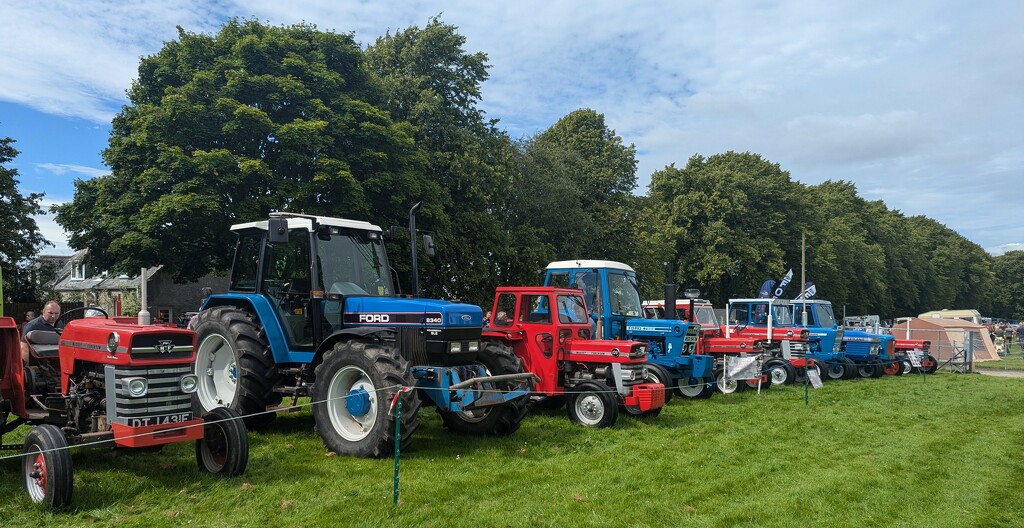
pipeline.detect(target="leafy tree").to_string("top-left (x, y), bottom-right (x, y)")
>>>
top-left (365, 18), bottom-right (520, 304)
top-left (530, 109), bottom-right (640, 262)
top-left (0, 135), bottom-right (49, 302)
top-left (644, 152), bottom-right (807, 305)
top-left (54, 19), bottom-right (423, 282)
top-left (992, 251), bottom-right (1024, 320)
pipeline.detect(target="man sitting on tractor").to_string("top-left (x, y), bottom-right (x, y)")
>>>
top-left (20, 300), bottom-right (62, 363)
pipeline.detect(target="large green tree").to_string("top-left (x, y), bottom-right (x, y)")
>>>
top-left (54, 19), bottom-right (424, 282)
top-left (644, 152), bottom-right (807, 304)
top-left (0, 135), bottom-right (49, 302)
top-left (364, 18), bottom-right (517, 304)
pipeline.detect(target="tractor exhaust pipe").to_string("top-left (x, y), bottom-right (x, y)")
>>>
top-left (409, 202), bottom-right (421, 297)
top-left (664, 261), bottom-right (677, 321)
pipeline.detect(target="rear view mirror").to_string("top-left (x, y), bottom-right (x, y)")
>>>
top-left (268, 217), bottom-right (289, 244)
top-left (423, 234), bottom-right (435, 257)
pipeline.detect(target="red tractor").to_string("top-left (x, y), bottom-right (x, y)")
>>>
top-left (484, 287), bottom-right (665, 427)
top-left (1, 309), bottom-right (248, 509)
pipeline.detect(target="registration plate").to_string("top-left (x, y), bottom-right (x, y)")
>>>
top-left (127, 412), bottom-right (193, 427)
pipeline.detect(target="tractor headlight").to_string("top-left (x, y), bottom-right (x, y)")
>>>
top-left (467, 341), bottom-right (480, 353)
top-left (450, 342), bottom-right (462, 353)
top-left (107, 332), bottom-right (120, 353)
top-left (124, 377), bottom-right (148, 398)
top-left (180, 374), bottom-right (198, 394)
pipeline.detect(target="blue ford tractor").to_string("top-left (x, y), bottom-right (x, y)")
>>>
top-left (191, 211), bottom-right (533, 458)
top-left (791, 301), bottom-right (903, 377)
top-left (542, 260), bottom-right (715, 400)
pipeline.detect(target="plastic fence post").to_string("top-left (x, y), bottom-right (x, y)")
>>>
top-left (393, 396), bottom-right (401, 506)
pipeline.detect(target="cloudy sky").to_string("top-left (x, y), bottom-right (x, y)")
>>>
top-left (1, 1), bottom-right (1021, 256)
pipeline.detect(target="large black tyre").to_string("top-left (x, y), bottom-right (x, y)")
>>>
top-left (311, 340), bottom-right (420, 458)
top-left (196, 407), bottom-right (249, 477)
top-left (22, 424), bottom-right (73, 509)
top-left (870, 361), bottom-right (887, 378)
top-left (713, 367), bottom-right (746, 394)
top-left (824, 360), bottom-right (847, 380)
top-left (675, 377), bottom-right (715, 399)
top-left (567, 380), bottom-right (617, 428)
top-left (857, 362), bottom-right (880, 378)
top-left (922, 354), bottom-right (939, 374)
top-left (192, 306), bottom-right (282, 429)
top-left (642, 363), bottom-right (674, 404)
top-left (809, 359), bottom-right (829, 383)
top-left (437, 342), bottom-right (528, 436)
top-left (766, 359), bottom-right (797, 386)
top-left (841, 357), bottom-right (860, 379)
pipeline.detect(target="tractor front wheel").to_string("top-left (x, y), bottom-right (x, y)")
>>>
top-left (311, 340), bottom-right (420, 458)
top-left (196, 406), bottom-right (249, 476)
top-left (825, 360), bottom-right (847, 380)
top-left (766, 360), bottom-right (796, 385)
top-left (714, 367), bottom-right (746, 394)
top-left (193, 306), bottom-right (281, 429)
top-left (857, 363), bottom-right (880, 378)
top-left (567, 381), bottom-right (617, 427)
top-left (922, 354), bottom-right (939, 374)
top-left (22, 424), bottom-right (73, 509)
top-left (437, 342), bottom-right (528, 436)
top-left (676, 377), bottom-right (715, 399)
top-left (841, 357), bottom-right (860, 379)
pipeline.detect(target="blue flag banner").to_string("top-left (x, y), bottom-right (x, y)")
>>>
top-left (772, 269), bottom-right (794, 299)
top-left (758, 279), bottom-right (775, 299)
top-left (794, 282), bottom-right (816, 300)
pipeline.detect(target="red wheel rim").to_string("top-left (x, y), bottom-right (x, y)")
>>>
top-left (883, 362), bottom-right (899, 375)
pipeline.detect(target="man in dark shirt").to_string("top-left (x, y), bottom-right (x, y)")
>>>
top-left (21, 300), bottom-right (62, 363)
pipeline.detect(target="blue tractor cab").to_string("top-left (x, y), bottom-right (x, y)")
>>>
top-left (543, 260), bottom-right (715, 399)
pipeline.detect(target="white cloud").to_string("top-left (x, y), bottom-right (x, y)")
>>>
top-left (0, 0), bottom-right (1021, 254)
top-left (37, 163), bottom-right (109, 179)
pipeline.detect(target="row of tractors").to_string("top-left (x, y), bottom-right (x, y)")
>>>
top-left (0, 212), bottom-right (937, 509)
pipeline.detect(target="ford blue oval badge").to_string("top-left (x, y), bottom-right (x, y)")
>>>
top-left (461, 315), bottom-right (471, 322)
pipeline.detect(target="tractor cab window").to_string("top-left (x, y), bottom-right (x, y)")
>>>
top-left (230, 234), bottom-right (262, 292)
top-left (557, 294), bottom-right (589, 324)
top-left (771, 304), bottom-right (794, 325)
top-left (731, 304), bottom-right (750, 325)
top-left (316, 227), bottom-right (393, 297)
top-left (571, 272), bottom-right (600, 318)
top-left (520, 294), bottom-right (551, 324)
top-left (812, 303), bottom-right (837, 328)
top-left (263, 229), bottom-right (313, 348)
top-left (493, 293), bottom-right (517, 327)
top-left (644, 306), bottom-right (664, 319)
top-left (607, 273), bottom-right (642, 317)
top-left (548, 271), bottom-right (571, 288)
top-left (693, 305), bottom-right (719, 327)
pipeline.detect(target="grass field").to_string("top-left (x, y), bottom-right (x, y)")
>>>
top-left (3, 372), bottom-right (1024, 527)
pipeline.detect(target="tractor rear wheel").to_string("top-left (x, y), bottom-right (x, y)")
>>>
top-left (193, 306), bottom-right (281, 429)
top-left (196, 406), bottom-right (249, 476)
top-left (22, 424), bottom-right (73, 509)
top-left (642, 363), bottom-right (674, 403)
top-left (676, 377), bottom-right (715, 398)
top-left (567, 381), bottom-right (617, 427)
top-left (437, 342), bottom-right (528, 436)
top-left (766, 360), bottom-right (796, 385)
top-left (311, 340), bottom-right (420, 458)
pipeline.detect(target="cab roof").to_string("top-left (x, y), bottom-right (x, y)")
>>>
top-left (231, 214), bottom-right (382, 234)
top-left (545, 260), bottom-right (636, 272)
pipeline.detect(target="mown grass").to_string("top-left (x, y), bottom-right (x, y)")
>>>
top-left (3, 372), bottom-right (1024, 527)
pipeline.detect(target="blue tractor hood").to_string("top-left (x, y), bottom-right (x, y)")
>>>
top-left (340, 296), bottom-right (483, 328)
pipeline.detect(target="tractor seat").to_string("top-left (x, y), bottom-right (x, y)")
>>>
top-left (24, 330), bottom-right (61, 360)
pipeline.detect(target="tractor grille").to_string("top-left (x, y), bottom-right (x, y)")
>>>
top-left (104, 365), bottom-right (194, 426)
top-left (398, 327), bottom-right (430, 366)
top-left (129, 333), bottom-right (193, 360)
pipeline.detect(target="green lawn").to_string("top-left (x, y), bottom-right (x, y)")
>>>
top-left (3, 373), bottom-right (1024, 527)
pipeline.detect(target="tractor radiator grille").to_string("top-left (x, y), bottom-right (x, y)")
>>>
top-left (398, 327), bottom-right (429, 366)
top-left (104, 365), bottom-right (194, 426)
